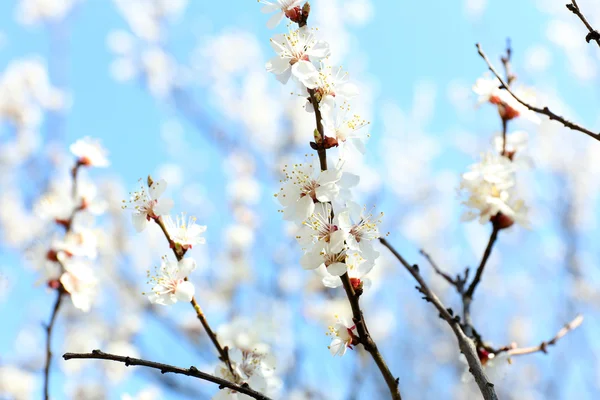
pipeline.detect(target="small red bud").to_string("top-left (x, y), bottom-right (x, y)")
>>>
top-left (491, 212), bottom-right (514, 230)
top-left (285, 6), bottom-right (302, 23)
top-left (350, 277), bottom-right (362, 290)
top-left (48, 279), bottom-right (61, 289)
top-left (322, 136), bottom-right (339, 150)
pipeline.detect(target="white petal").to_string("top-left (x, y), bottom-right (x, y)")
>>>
top-left (266, 55), bottom-right (290, 75)
top-left (295, 196), bottom-right (314, 222)
top-left (178, 258), bottom-right (197, 276)
top-left (308, 41), bottom-right (331, 59)
top-left (154, 198), bottom-right (174, 215)
top-left (322, 275), bottom-right (342, 288)
top-left (327, 262), bottom-right (347, 276)
top-left (149, 179), bottom-right (167, 199)
top-left (292, 61), bottom-right (318, 88)
top-left (266, 11), bottom-right (285, 28)
top-left (132, 213), bottom-right (147, 232)
top-left (174, 281), bottom-right (195, 302)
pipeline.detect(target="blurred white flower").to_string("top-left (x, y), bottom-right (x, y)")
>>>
top-left (0, 365), bottom-right (35, 400)
top-left (146, 257), bottom-right (196, 305)
top-left (213, 347), bottom-right (278, 399)
top-left (259, 0), bottom-right (303, 29)
top-left (473, 75), bottom-right (540, 123)
top-left (70, 137), bottom-right (110, 167)
top-left (122, 178), bottom-right (173, 232)
top-left (16, 0), bottom-right (77, 25)
top-left (164, 213), bottom-right (207, 250)
top-left (60, 258), bottom-right (98, 312)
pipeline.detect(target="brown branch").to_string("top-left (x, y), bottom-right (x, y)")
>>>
top-left (43, 289), bottom-right (64, 400)
top-left (306, 88), bottom-right (400, 399)
top-left (380, 238), bottom-right (498, 400)
top-left (43, 161), bottom-right (84, 399)
top-left (502, 314), bottom-right (584, 357)
top-left (566, 1), bottom-right (600, 48)
top-left (420, 249), bottom-right (468, 293)
top-left (153, 213), bottom-right (235, 376)
top-left (62, 350), bottom-right (272, 400)
top-left (476, 43), bottom-right (600, 142)
top-left (462, 227), bottom-right (499, 337)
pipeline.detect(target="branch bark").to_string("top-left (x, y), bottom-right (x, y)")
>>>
top-left (62, 350), bottom-right (272, 400)
top-left (476, 43), bottom-right (600, 142)
top-left (43, 289), bottom-right (64, 400)
top-left (566, 1), bottom-right (600, 49)
top-left (380, 238), bottom-right (498, 400)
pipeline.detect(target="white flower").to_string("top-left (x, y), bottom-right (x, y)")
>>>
top-left (459, 153), bottom-right (529, 227)
top-left (259, 0), bottom-right (303, 29)
top-left (327, 317), bottom-right (357, 357)
top-left (472, 75), bottom-right (540, 123)
top-left (266, 27), bottom-right (330, 88)
top-left (122, 178), bottom-right (174, 232)
top-left (295, 202), bottom-right (342, 248)
top-left (300, 238), bottom-right (347, 276)
top-left (322, 251), bottom-right (374, 289)
top-left (322, 101), bottom-right (369, 157)
top-left (304, 65), bottom-right (360, 113)
top-left (59, 259), bottom-right (97, 312)
top-left (164, 213), bottom-right (207, 249)
top-left (492, 130), bottom-right (533, 169)
top-left (146, 257), bottom-right (196, 305)
top-left (276, 158), bottom-right (342, 223)
top-left (70, 137), bottom-right (110, 167)
top-left (213, 348), bottom-right (278, 399)
top-left (338, 202), bottom-right (382, 257)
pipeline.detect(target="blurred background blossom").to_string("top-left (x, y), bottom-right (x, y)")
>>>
top-left (1, 0), bottom-right (599, 399)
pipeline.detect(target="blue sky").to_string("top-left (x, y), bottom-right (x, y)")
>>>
top-left (2, 0), bottom-right (600, 399)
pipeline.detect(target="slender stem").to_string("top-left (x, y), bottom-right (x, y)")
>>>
top-left (62, 350), bottom-right (272, 400)
top-left (462, 227), bottom-right (499, 336)
top-left (566, 1), bottom-right (600, 49)
top-left (476, 43), bottom-right (600, 142)
top-left (307, 88), bottom-right (401, 400)
top-left (501, 118), bottom-right (508, 156)
top-left (465, 227), bottom-right (499, 300)
top-left (505, 314), bottom-right (583, 356)
top-left (379, 238), bottom-right (498, 400)
top-left (44, 289), bottom-right (64, 400)
top-left (154, 215), bottom-right (235, 375)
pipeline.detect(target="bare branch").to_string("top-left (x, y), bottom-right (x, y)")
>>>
top-left (476, 43), bottom-right (600, 142)
top-left (62, 350), bottom-right (272, 400)
top-left (43, 289), bottom-right (64, 400)
top-left (420, 249), bottom-right (468, 293)
top-left (380, 238), bottom-right (499, 400)
top-left (566, 1), bottom-right (600, 48)
top-left (503, 314), bottom-right (584, 357)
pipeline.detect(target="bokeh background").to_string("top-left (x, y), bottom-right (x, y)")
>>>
top-left (1, 0), bottom-right (600, 399)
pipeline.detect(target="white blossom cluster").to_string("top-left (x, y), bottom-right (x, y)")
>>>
top-left (261, 1), bottom-right (381, 357)
top-left (458, 75), bottom-right (539, 229)
top-left (29, 137), bottom-right (109, 312)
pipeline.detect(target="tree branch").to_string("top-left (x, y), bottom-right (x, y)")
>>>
top-left (153, 213), bottom-right (235, 376)
top-left (566, 1), bottom-right (600, 48)
top-left (476, 43), bottom-right (600, 142)
top-left (380, 238), bottom-right (499, 400)
top-left (62, 350), bottom-right (272, 400)
top-left (43, 289), bottom-right (64, 400)
top-left (501, 314), bottom-right (584, 357)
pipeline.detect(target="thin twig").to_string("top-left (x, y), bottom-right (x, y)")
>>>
top-left (420, 249), bottom-right (468, 292)
top-left (62, 350), bottom-right (272, 400)
top-left (43, 289), bottom-right (64, 400)
top-left (380, 238), bottom-right (498, 400)
top-left (462, 227), bottom-right (499, 337)
top-left (476, 43), bottom-right (600, 142)
top-left (153, 214), bottom-right (235, 376)
top-left (503, 314), bottom-right (584, 356)
top-left (566, 1), bottom-right (600, 48)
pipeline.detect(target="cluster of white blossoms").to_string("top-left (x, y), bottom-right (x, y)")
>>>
top-left (30, 137), bottom-right (109, 312)
top-left (261, 1), bottom-right (380, 357)
top-left (122, 178), bottom-right (206, 306)
top-left (459, 75), bottom-right (538, 229)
